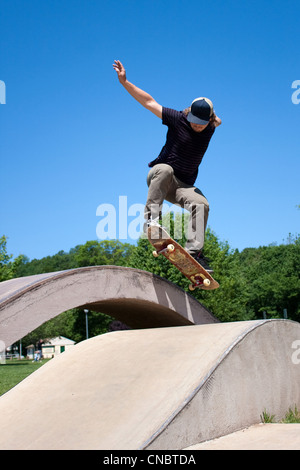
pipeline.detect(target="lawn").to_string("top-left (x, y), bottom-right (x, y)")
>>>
top-left (0, 359), bottom-right (50, 396)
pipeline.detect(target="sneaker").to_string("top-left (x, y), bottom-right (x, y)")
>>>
top-left (190, 251), bottom-right (214, 274)
top-left (146, 218), bottom-right (171, 241)
top-left (144, 218), bottom-right (159, 236)
top-left (147, 217), bottom-right (161, 228)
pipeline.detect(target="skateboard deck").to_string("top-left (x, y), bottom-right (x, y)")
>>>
top-left (148, 225), bottom-right (219, 291)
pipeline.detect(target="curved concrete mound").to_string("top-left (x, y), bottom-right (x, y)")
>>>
top-left (0, 319), bottom-right (299, 449)
top-left (0, 266), bottom-right (217, 346)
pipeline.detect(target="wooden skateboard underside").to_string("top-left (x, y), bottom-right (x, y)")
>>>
top-left (148, 226), bottom-right (219, 291)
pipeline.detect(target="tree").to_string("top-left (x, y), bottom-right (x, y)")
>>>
top-left (73, 240), bottom-right (134, 267)
top-left (0, 235), bottom-right (26, 282)
top-left (21, 308), bottom-right (114, 347)
top-left (128, 216), bottom-right (255, 323)
top-left (191, 228), bottom-right (254, 322)
top-left (237, 237), bottom-right (300, 321)
top-left (14, 239), bottom-right (135, 277)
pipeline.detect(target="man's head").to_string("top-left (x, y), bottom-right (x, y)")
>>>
top-left (187, 97), bottom-right (214, 131)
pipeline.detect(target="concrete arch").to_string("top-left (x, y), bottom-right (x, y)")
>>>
top-left (0, 319), bottom-right (299, 449)
top-left (0, 265), bottom-right (218, 346)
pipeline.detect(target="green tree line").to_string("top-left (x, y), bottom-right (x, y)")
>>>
top-left (1, 220), bottom-right (299, 349)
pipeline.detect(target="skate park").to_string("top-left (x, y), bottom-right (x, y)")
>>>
top-left (0, 265), bottom-right (299, 450)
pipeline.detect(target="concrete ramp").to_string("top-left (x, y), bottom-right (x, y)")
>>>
top-left (0, 319), bottom-right (299, 450)
top-left (185, 424), bottom-right (300, 450)
top-left (0, 266), bottom-right (217, 347)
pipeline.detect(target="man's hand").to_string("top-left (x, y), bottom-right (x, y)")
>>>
top-left (112, 59), bottom-right (162, 119)
top-left (113, 60), bottom-right (127, 85)
top-left (210, 113), bottom-right (222, 128)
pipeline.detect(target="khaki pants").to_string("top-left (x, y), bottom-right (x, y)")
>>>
top-left (144, 164), bottom-right (209, 254)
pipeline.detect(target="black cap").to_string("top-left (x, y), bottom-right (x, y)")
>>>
top-left (187, 97), bottom-right (214, 125)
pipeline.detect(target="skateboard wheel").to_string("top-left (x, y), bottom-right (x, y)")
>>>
top-left (189, 284), bottom-right (196, 291)
top-left (152, 250), bottom-right (159, 257)
top-left (203, 279), bottom-right (211, 287)
top-left (167, 244), bottom-right (175, 253)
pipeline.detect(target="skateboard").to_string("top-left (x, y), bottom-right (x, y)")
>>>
top-left (147, 225), bottom-right (219, 291)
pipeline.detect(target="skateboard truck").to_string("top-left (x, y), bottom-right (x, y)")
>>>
top-left (152, 244), bottom-right (175, 258)
top-left (189, 274), bottom-right (211, 290)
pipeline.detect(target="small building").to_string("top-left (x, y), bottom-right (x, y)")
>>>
top-left (25, 344), bottom-right (35, 360)
top-left (26, 337), bottom-right (75, 360)
top-left (42, 336), bottom-right (76, 358)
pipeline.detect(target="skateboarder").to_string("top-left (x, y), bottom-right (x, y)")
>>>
top-left (113, 60), bottom-right (222, 272)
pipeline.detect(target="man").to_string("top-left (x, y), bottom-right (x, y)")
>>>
top-left (113, 60), bottom-right (221, 272)
top-left (35, 339), bottom-right (44, 361)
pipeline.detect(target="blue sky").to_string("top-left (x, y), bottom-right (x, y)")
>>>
top-left (1, 0), bottom-right (299, 261)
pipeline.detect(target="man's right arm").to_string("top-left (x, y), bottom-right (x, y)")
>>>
top-left (113, 60), bottom-right (162, 119)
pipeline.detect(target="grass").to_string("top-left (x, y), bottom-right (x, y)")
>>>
top-left (282, 407), bottom-right (300, 423)
top-left (0, 359), bottom-right (50, 396)
top-left (261, 406), bottom-right (300, 424)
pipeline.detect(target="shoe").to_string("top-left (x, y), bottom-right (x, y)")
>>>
top-left (190, 251), bottom-right (214, 274)
top-left (147, 218), bottom-right (169, 233)
top-left (147, 217), bottom-right (161, 228)
top-left (146, 218), bottom-right (170, 241)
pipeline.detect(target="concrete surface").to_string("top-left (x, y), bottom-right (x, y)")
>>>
top-left (0, 319), bottom-right (299, 450)
top-left (185, 424), bottom-right (300, 450)
top-left (0, 266), bottom-right (218, 347)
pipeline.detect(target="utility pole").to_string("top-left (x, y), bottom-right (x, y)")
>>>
top-left (84, 309), bottom-right (89, 339)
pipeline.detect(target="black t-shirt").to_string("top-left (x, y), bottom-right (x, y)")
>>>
top-left (148, 107), bottom-right (215, 185)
